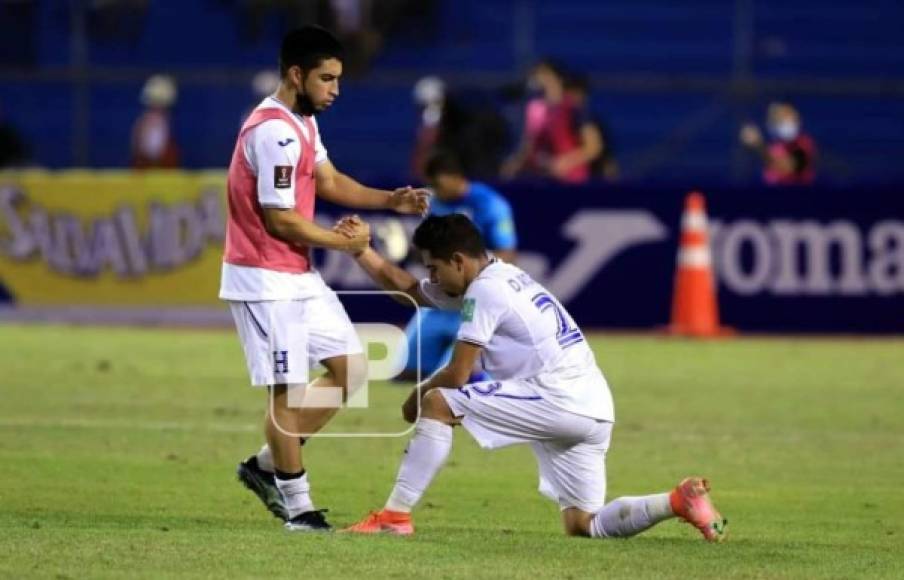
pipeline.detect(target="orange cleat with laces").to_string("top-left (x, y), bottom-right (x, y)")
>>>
top-left (670, 477), bottom-right (727, 542)
top-left (344, 509), bottom-right (414, 536)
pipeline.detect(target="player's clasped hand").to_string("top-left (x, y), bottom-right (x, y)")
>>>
top-left (333, 215), bottom-right (371, 253)
top-left (389, 186), bottom-right (431, 216)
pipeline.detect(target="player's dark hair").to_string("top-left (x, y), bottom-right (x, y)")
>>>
top-left (279, 26), bottom-right (344, 77)
top-left (413, 214), bottom-right (486, 261)
top-left (424, 149), bottom-right (465, 179)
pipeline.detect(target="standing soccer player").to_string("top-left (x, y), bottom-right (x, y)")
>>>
top-left (338, 214), bottom-right (726, 541)
top-left (220, 26), bottom-right (428, 531)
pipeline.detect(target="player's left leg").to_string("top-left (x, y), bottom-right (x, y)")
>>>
top-left (540, 422), bottom-right (725, 541)
top-left (566, 479), bottom-right (726, 542)
top-left (244, 353), bottom-right (365, 526)
top-left (238, 289), bottom-right (364, 527)
top-left (345, 388), bottom-right (458, 535)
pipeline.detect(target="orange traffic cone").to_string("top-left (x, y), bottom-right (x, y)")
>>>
top-left (668, 192), bottom-right (732, 337)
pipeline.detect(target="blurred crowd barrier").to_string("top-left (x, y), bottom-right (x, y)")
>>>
top-left (1, 170), bottom-right (902, 333)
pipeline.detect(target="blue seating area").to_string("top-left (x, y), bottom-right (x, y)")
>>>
top-left (1, 0), bottom-right (902, 183)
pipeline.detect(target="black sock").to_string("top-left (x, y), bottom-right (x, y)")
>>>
top-left (274, 468), bottom-right (306, 480)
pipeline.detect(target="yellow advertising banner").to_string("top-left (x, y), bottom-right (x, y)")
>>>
top-left (0, 170), bottom-right (227, 305)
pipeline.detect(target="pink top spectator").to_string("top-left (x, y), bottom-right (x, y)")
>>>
top-left (524, 95), bottom-right (589, 184)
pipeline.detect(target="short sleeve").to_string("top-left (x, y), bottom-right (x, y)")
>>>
top-left (244, 119), bottom-right (301, 208)
top-left (418, 279), bottom-right (462, 311)
top-left (310, 117), bottom-right (329, 165)
top-left (456, 279), bottom-right (509, 347)
top-left (482, 196), bottom-right (517, 250)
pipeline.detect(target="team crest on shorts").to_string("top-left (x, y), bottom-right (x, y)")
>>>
top-left (274, 166), bottom-right (292, 189)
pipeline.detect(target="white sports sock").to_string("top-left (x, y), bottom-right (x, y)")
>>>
top-left (384, 418), bottom-right (453, 513)
top-left (275, 472), bottom-right (315, 518)
top-left (256, 445), bottom-right (274, 473)
top-left (589, 493), bottom-right (674, 538)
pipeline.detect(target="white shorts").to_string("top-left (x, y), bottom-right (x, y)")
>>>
top-left (228, 293), bottom-right (363, 386)
top-left (439, 379), bottom-right (612, 513)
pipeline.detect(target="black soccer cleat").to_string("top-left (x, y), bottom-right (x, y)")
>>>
top-left (284, 509), bottom-right (333, 532)
top-left (236, 456), bottom-right (289, 521)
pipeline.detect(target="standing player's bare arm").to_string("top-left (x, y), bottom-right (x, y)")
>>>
top-left (315, 159), bottom-right (430, 215)
top-left (330, 217), bottom-right (430, 307)
top-left (262, 207), bottom-right (370, 253)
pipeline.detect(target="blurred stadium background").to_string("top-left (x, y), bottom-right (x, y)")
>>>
top-left (0, 0), bottom-right (901, 331)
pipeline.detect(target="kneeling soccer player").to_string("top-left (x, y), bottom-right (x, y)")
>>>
top-left (337, 213), bottom-right (727, 540)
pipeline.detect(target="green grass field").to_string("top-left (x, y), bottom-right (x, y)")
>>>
top-left (1, 324), bottom-right (902, 579)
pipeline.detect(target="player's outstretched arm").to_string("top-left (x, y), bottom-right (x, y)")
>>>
top-left (262, 207), bottom-right (369, 253)
top-left (401, 341), bottom-right (481, 423)
top-left (315, 159), bottom-right (430, 215)
top-left (352, 245), bottom-right (432, 308)
top-left (333, 215), bottom-right (430, 307)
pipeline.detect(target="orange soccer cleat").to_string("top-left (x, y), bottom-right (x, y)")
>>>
top-left (670, 477), bottom-right (728, 542)
top-left (344, 509), bottom-right (414, 536)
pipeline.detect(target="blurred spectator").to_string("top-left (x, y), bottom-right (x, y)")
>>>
top-left (501, 60), bottom-right (596, 184)
top-left (410, 76), bottom-right (508, 181)
top-left (563, 74), bottom-right (619, 182)
top-left (437, 89), bottom-right (508, 180)
top-left (0, 105), bottom-right (30, 168)
top-left (740, 102), bottom-right (817, 186)
top-left (131, 75), bottom-right (180, 169)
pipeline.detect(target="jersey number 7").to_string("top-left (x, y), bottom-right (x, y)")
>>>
top-left (531, 292), bottom-right (584, 348)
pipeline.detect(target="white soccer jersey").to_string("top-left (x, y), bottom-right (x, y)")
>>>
top-left (420, 260), bottom-right (614, 421)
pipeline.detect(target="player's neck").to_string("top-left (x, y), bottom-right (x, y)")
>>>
top-left (464, 254), bottom-right (492, 287)
top-left (273, 84), bottom-right (313, 117)
top-left (273, 84), bottom-right (296, 108)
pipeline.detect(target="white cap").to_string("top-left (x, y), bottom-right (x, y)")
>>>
top-left (413, 76), bottom-right (445, 106)
top-left (141, 74), bottom-right (177, 107)
top-left (252, 70), bottom-right (280, 97)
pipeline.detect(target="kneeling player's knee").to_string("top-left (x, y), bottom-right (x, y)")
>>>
top-left (564, 523), bottom-right (590, 538)
top-left (421, 389), bottom-right (455, 424)
top-left (562, 508), bottom-right (593, 537)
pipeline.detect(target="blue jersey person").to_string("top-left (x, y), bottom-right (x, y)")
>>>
top-left (400, 151), bottom-right (517, 381)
